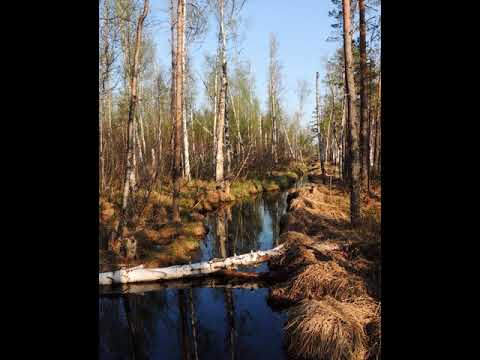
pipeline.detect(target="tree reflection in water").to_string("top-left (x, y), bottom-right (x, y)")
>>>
top-left (99, 191), bottom-right (290, 360)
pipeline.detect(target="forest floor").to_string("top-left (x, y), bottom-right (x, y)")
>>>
top-left (99, 161), bottom-right (308, 272)
top-left (268, 161), bottom-right (381, 360)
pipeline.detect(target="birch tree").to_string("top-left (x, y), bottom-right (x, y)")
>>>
top-left (214, 0), bottom-right (229, 193)
top-left (268, 33), bottom-right (281, 166)
top-left (181, 0), bottom-right (191, 180)
top-left (295, 79), bottom-right (310, 161)
top-left (172, 0), bottom-right (186, 222)
top-left (112, 0), bottom-right (149, 252)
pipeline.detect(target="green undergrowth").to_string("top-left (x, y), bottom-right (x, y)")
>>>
top-left (102, 162), bottom-right (306, 217)
top-left (99, 162), bottom-right (307, 271)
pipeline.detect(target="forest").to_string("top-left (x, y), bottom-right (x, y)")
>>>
top-left (99, 0), bottom-right (381, 359)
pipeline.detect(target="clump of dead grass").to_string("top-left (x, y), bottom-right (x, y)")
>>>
top-left (365, 309), bottom-right (381, 360)
top-left (287, 262), bottom-right (368, 302)
top-left (285, 297), bottom-right (369, 360)
top-left (269, 232), bottom-right (318, 272)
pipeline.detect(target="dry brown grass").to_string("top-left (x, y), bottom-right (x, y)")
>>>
top-left (278, 163), bottom-right (381, 359)
top-left (269, 232), bottom-right (318, 273)
top-left (365, 310), bottom-right (381, 360)
top-left (287, 262), bottom-right (368, 302)
top-left (285, 297), bottom-right (369, 360)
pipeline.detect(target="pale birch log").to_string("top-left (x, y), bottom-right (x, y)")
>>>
top-left (99, 244), bottom-right (286, 285)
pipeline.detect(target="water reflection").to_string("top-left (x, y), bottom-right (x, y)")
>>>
top-left (99, 287), bottom-right (287, 360)
top-left (100, 191), bottom-right (290, 360)
top-left (200, 191), bottom-right (288, 267)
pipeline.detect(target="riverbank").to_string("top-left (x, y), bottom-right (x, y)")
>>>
top-left (268, 161), bottom-right (381, 360)
top-left (99, 162), bottom-right (307, 272)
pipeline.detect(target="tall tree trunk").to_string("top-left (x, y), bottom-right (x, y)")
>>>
top-left (190, 109), bottom-right (195, 158)
top-left (138, 83), bottom-right (147, 162)
top-left (135, 118), bottom-right (144, 166)
top-left (316, 72), bottom-right (326, 179)
top-left (170, 0), bottom-right (176, 178)
top-left (258, 114), bottom-right (263, 158)
top-left (342, 0), bottom-right (361, 225)
top-left (106, 89), bottom-right (113, 189)
top-left (156, 77), bottom-right (163, 179)
top-left (213, 66), bottom-right (218, 170)
top-left (107, 89), bottom-right (113, 146)
top-left (100, 98), bottom-right (105, 193)
top-left (229, 88), bottom-right (243, 160)
top-left (181, 15), bottom-right (191, 180)
top-left (359, 0), bottom-right (369, 191)
top-left (374, 76), bottom-right (381, 178)
top-left (132, 127), bottom-right (137, 190)
top-left (342, 92), bottom-right (350, 183)
top-left (271, 86), bottom-right (278, 166)
top-left (172, 0), bottom-right (185, 222)
top-left (182, 98), bottom-right (191, 180)
top-left (282, 123), bottom-right (295, 160)
top-left (114, 0), bottom-right (149, 249)
top-left (215, 0), bottom-right (229, 194)
top-left (99, 0), bottom-right (113, 194)
top-left (326, 86), bottom-right (335, 163)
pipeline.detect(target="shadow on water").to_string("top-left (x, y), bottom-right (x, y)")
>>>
top-left (99, 190), bottom-right (293, 360)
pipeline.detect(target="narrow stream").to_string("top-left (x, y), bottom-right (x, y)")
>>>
top-left (99, 186), bottom-right (302, 359)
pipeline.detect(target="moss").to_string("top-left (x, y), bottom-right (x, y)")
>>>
top-left (182, 221), bottom-right (207, 237)
top-left (231, 181), bottom-right (254, 198)
top-left (166, 236), bottom-right (201, 261)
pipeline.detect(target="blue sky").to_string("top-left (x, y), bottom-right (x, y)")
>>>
top-left (149, 0), bottom-right (340, 127)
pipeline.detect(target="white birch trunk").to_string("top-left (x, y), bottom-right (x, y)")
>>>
top-left (215, 0), bottom-right (227, 183)
top-left (282, 123), bottom-right (295, 160)
top-left (212, 69), bottom-right (218, 168)
top-left (99, 244), bottom-right (286, 285)
top-left (135, 120), bottom-right (144, 165)
top-left (258, 114), bottom-right (262, 152)
top-left (181, 7), bottom-right (191, 180)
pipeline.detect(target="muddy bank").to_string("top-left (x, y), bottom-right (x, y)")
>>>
top-left (268, 162), bottom-right (381, 360)
top-left (99, 163), bottom-right (307, 272)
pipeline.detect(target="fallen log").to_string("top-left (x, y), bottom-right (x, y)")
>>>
top-left (99, 244), bottom-right (286, 285)
top-left (100, 270), bottom-right (291, 297)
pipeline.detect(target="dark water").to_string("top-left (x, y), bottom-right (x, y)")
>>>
top-left (99, 190), bottom-right (294, 360)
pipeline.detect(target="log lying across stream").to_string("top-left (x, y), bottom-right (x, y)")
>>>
top-left (99, 244), bottom-right (287, 285)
